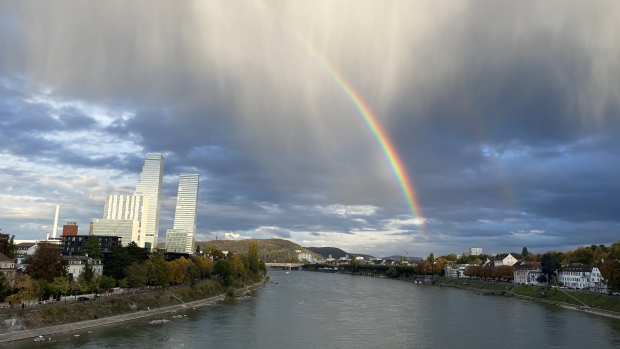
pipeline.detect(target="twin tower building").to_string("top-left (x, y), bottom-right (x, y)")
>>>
top-left (92, 153), bottom-right (199, 253)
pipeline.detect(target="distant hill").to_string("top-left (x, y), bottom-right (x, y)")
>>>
top-left (306, 247), bottom-right (373, 259)
top-left (195, 239), bottom-right (321, 263)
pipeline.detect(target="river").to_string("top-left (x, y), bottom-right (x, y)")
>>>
top-left (9, 269), bottom-right (620, 348)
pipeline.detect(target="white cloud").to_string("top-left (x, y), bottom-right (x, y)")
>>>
top-left (315, 204), bottom-right (377, 217)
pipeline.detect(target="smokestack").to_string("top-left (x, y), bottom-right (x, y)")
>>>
top-left (52, 204), bottom-right (65, 238)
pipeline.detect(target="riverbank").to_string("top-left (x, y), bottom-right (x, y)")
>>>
top-left (0, 277), bottom-right (269, 344)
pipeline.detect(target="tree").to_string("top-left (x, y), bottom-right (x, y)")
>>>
top-left (385, 268), bottom-right (399, 278)
top-left (125, 262), bottom-right (149, 288)
top-left (104, 245), bottom-right (132, 280)
top-left (192, 256), bottom-right (214, 278)
top-left (573, 247), bottom-right (595, 265)
top-left (151, 252), bottom-right (173, 286)
top-left (473, 258), bottom-right (482, 265)
top-left (52, 276), bottom-right (70, 300)
top-left (6, 275), bottom-right (40, 305)
top-left (415, 261), bottom-right (432, 274)
top-left (536, 275), bottom-right (547, 284)
top-left (0, 233), bottom-right (18, 259)
top-left (522, 247), bottom-right (529, 257)
top-left (284, 256), bottom-right (293, 263)
top-left (233, 254), bottom-right (245, 273)
top-left (214, 259), bottom-right (237, 286)
top-left (465, 266), bottom-right (481, 278)
top-left (601, 259), bottom-right (620, 291)
top-left (84, 236), bottom-right (103, 259)
top-left (248, 240), bottom-right (259, 275)
top-left (99, 275), bottom-right (116, 291)
top-left (428, 253), bottom-right (435, 264)
top-left (81, 260), bottom-right (95, 283)
top-left (205, 245), bottom-right (226, 261)
top-left (25, 242), bottom-right (68, 282)
top-left (350, 254), bottom-right (360, 272)
top-left (493, 266), bottom-right (515, 280)
top-left (444, 254), bottom-right (457, 262)
top-left (541, 253), bottom-right (561, 284)
top-left (196, 244), bottom-right (201, 254)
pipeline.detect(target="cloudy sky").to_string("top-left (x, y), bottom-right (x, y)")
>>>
top-left (1, 1), bottom-right (619, 257)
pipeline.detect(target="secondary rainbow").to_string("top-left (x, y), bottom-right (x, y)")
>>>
top-left (302, 43), bottom-right (426, 236)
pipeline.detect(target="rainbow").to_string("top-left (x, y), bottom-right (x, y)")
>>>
top-left (302, 43), bottom-right (426, 236)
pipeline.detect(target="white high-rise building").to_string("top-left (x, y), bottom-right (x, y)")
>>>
top-left (134, 153), bottom-right (164, 250)
top-left (92, 195), bottom-right (149, 247)
top-left (166, 173), bottom-right (199, 254)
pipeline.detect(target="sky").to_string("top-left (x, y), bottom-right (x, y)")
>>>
top-left (1, 1), bottom-right (619, 258)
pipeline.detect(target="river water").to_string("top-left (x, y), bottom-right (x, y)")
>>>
top-left (10, 269), bottom-right (620, 348)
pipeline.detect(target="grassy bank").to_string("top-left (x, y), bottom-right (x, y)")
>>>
top-left (436, 277), bottom-right (512, 291)
top-left (17, 277), bottom-right (261, 330)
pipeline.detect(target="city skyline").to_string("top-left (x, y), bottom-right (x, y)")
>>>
top-left (1, 2), bottom-right (620, 257)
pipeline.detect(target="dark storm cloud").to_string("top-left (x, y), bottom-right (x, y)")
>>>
top-left (1, 1), bottom-right (620, 256)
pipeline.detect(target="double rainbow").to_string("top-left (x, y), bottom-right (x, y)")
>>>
top-left (303, 44), bottom-right (426, 236)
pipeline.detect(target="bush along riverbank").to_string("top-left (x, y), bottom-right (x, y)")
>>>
top-left (15, 275), bottom-right (264, 330)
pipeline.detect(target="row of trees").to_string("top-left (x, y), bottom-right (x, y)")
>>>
top-left (0, 238), bottom-right (268, 303)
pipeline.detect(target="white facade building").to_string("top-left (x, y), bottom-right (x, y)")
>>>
top-left (64, 256), bottom-right (103, 281)
top-left (558, 265), bottom-right (592, 289)
top-left (493, 253), bottom-right (518, 266)
top-left (297, 253), bottom-right (317, 263)
top-left (134, 153), bottom-right (164, 250)
top-left (166, 173), bottom-right (199, 253)
top-left (92, 219), bottom-right (141, 247)
top-left (469, 248), bottom-right (483, 256)
top-left (590, 264), bottom-right (608, 293)
top-left (513, 261), bottom-right (545, 285)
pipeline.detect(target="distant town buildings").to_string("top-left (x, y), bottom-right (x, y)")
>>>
top-left (134, 153), bottom-right (165, 250)
top-left (469, 247), bottom-right (483, 256)
top-left (493, 253), bottom-right (517, 266)
top-left (297, 253), bottom-right (317, 263)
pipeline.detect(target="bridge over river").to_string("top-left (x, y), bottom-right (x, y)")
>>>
top-left (266, 263), bottom-right (303, 270)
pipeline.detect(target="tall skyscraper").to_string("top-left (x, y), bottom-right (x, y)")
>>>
top-left (166, 173), bottom-right (199, 253)
top-left (134, 153), bottom-right (164, 249)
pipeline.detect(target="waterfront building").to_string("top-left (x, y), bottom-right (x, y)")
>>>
top-left (590, 263), bottom-right (608, 293)
top-left (134, 153), bottom-right (165, 250)
top-left (493, 253), bottom-right (517, 266)
top-left (61, 235), bottom-right (122, 255)
top-left (92, 219), bottom-right (141, 247)
top-left (64, 255), bottom-right (103, 281)
top-left (558, 264), bottom-right (593, 289)
top-left (469, 248), bottom-right (483, 256)
top-left (166, 173), bottom-right (199, 254)
top-left (62, 222), bottom-right (78, 236)
top-left (513, 261), bottom-right (544, 285)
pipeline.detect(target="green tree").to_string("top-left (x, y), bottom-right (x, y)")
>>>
top-left (444, 254), bottom-right (457, 262)
top-left (52, 276), bottom-right (70, 299)
top-left (84, 236), bottom-right (103, 259)
top-left (522, 247), bottom-right (529, 257)
top-left (541, 253), bottom-right (561, 284)
top-left (125, 262), bottom-right (148, 288)
top-left (81, 260), bottom-right (95, 283)
top-left (473, 258), bottom-right (483, 265)
top-left (350, 254), bottom-right (360, 272)
top-left (214, 259), bottom-right (237, 286)
top-left (0, 233), bottom-right (18, 259)
top-left (25, 242), bottom-right (68, 282)
top-left (6, 275), bottom-right (40, 305)
top-left (428, 253), bottom-right (435, 264)
top-left (385, 267), bottom-right (399, 278)
top-left (196, 244), bottom-right (201, 254)
top-left (205, 245), bottom-right (226, 261)
top-left (248, 240), bottom-right (259, 275)
top-left (99, 275), bottom-right (117, 291)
